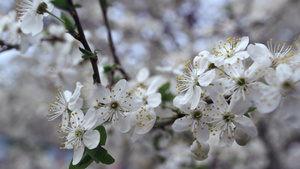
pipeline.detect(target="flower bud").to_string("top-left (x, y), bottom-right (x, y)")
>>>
top-left (190, 140), bottom-right (210, 160)
top-left (234, 128), bottom-right (251, 146)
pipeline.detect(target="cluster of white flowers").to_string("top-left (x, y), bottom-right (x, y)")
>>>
top-left (5, 0), bottom-right (300, 167)
top-left (172, 36), bottom-right (300, 159)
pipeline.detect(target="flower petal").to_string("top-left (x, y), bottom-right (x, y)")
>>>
top-left (83, 108), bottom-right (97, 130)
top-left (83, 130), bottom-right (100, 149)
top-left (112, 112), bottom-right (130, 133)
top-left (172, 116), bottom-right (192, 132)
top-left (234, 117), bottom-right (258, 137)
top-left (198, 69), bottom-right (216, 86)
top-left (147, 93), bottom-right (162, 108)
top-left (72, 145), bottom-right (84, 165)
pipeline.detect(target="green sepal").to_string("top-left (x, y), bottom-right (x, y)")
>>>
top-left (86, 146), bottom-right (115, 165)
top-left (61, 12), bottom-right (76, 33)
top-left (51, 0), bottom-right (69, 10)
top-left (69, 149), bottom-right (93, 169)
top-left (94, 125), bottom-right (107, 146)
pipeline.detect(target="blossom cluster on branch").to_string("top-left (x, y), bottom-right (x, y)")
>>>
top-left (1, 0), bottom-right (300, 168)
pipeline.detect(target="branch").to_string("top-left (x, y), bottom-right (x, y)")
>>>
top-left (99, 0), bottom-right (129, 80)
top-left (66, 0), bottom-right (101, 84)
top-left (0, 40), bottom-right (19, 53)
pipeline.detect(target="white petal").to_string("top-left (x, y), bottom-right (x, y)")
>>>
top-left (147, 93), bottom-right (162, 108)
top-left (195, 123), bottom-right (210, 142)
top-left (229, 95), bottom-right (250, 115)
top-left (64, 90), bottom-right (72, 102)
top-left (136, 67), bottom-right (149, 83)
top-left (219, 126), bottom-right (234, 147)
top-left (112, 112), bottom-right (130, 133)
top-left (235, 36), bottom-right (249, 52)
top-left (190, 86), bottom-right (201, 109)
top-left (146, 76), bottom-right (167, 95)
top-left (70, 110), bottom-right (84, 128)
top-left (181, 87), bottom-right (194, 105)
top-left (20, 11), bottom-right (43, 35)
top-left (276, 64), bottom-right (292, 83)
top-left (95, 107), bottom-right (110, 126)
top-left (83, 108), bottom-right (97, 130)
top-left (198, 69), bottom-right (216, 86)
top-left (93, 84), bottom-right (111, 104)
top-left (61, 111), bottom-right (69, 130)
top-left (112, 79), bottom-right (128, 100)
top-left (172, 116), bottom-right (192, 132)
top-left (68, 98), bottom-right (83, 111)
top-left (83, 130), bottom-right (100, 149)
top-left (234, 117), bottom-right (257, 137)
top-left (69, 82), bottom-right (83, 103)
top-left (72, 145), bottom-right (84, 165)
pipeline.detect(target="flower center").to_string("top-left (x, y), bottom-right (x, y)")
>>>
top-left (110, 101), bottom-right (119, 109)
top-left (36, 2), bottom-right (48, 15)
top-left (281, 80), bottom-right (295, 95)
top-left (75, 129), bottom-right (84, 140)
top-left (222, 113), bottom-right (235, 123)
top-left (236, 77), bottom-right (247, 87)
top-left (192, 110), bottom-right (203, 120)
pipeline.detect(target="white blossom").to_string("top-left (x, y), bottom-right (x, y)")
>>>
top-left (47, 82), bottom-right (84, 129)
top-left (94, 79), bottom-right (142, 133)
top-left (63, 108), bottom-right (100, 165)
top-left (16, 0), bottom-right (54, 35)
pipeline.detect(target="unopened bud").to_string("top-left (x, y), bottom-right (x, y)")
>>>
top-left (234, 128), bottom-right (251, 146)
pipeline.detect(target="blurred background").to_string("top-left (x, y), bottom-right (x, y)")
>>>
top-left (1, 0), bottom-right (300, 168)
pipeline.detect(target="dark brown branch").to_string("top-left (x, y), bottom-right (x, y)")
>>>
top-left (67, 0), bottom-right (101, 84)
top-left (99, 0), bottom-right (129, 80)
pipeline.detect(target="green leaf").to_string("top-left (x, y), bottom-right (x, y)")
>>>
top-left (94, 125), bottom-right (107, 146)
top-left (69, 149), bottom-right (93, 169)
top-left (247, 107), bottom-right (256, 113)
top-left (74, 3), bottom-right (82, 8)
top-left (158, 82), bottom-right (175, 102)
top-left (86, 146), bottom-right (115, 164)
top-left (79, 47), bottom-right (92, 55)
top-left (103, 65), bottom-right (113, 73)
top-left (79, 47), bottom-right (96, 59)
top-left (100, 0), bottom-right (112, 7)
top-left (61, 12), bottom-right (76, 33)
top-left (51, 0), bottom-right (69, 10)
top-left (158, 82), bottom-right (170, 94)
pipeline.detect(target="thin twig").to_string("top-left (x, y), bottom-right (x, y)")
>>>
top-left (99, 0), bottom-right (129, 80)
top-left (66, 0), bottom-right (101, 84)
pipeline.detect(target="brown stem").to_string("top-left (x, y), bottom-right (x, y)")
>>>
top-left (99, 0), bottom-right (129, 80)
top-left (66, 0), bottom-right (101, 84)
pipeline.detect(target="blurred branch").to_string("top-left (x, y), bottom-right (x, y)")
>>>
top-left (99, 0), bottom-right (130, 81)
top-left (66, 0), bottom-right (101, 84)
top-left (0, 40), bottom-right (19, 53)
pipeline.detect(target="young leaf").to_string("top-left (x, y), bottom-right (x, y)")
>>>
top-left (94, 125), bottom-right (107, 146)
top-left (74, 3), bottom-right (82, 8)
top-left (51, 0), bottom-right (69, 10)
top-left (94, 49), bottom-right (102, 54)
top-left (69, 149), bottom-right (93, 169)
top-left (86, 146), bottom-right (115, 164)
top-left (61, 12), bottom-right (76, 33)
top-left (79, 47), bottom-right (96, 59)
